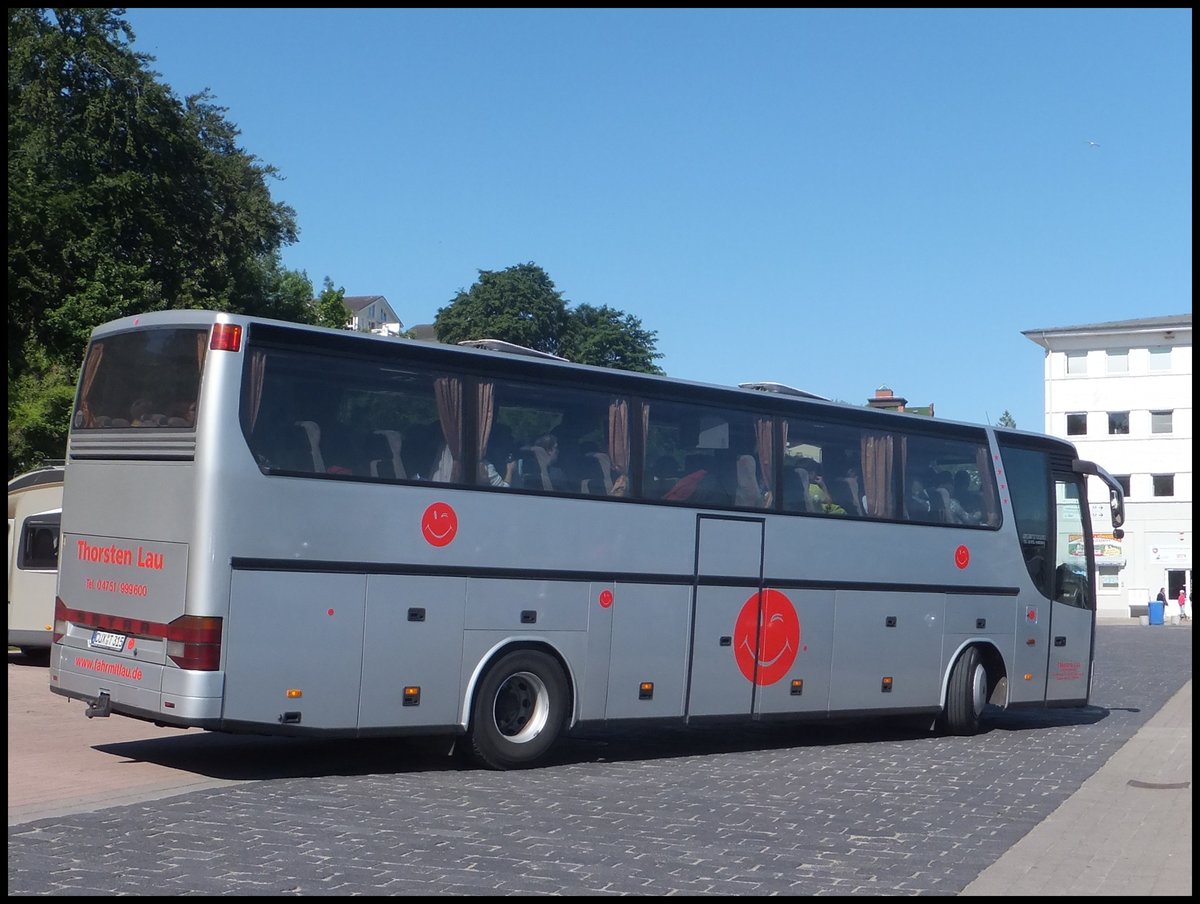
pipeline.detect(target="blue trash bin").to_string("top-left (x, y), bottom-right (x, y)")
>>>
top-left (1148, 601), bottom-right (1165, 625)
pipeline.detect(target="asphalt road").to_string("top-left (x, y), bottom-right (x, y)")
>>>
top-left (7, 625), bottom-right (1192, 895)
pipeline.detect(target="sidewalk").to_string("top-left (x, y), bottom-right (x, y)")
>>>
top-left (961, 676), bottom-right (1192, 896)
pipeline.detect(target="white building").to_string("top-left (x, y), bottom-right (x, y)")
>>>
top-left (1023, 314), bottom-right (1192, 618)
top-left (343, 295), bottom-right (403, 337)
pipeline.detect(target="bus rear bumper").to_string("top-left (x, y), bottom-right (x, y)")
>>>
top-left (49, 643), bottom-right (224, 723)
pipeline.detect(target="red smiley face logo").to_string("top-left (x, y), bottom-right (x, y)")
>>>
top-left (421, 502), bottom-right (458, 547)
top-left (733, 589), bottom-right (800, 686)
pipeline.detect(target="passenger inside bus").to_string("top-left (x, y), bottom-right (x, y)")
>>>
top-left (166, 400), bottom-right (196, 427)
top-left (932, 472), bottom-right (974, 523)
top-left (661, 454), bottom-right (706, 502)
top-left (647, 456), bottom-right (680, 498)
top-left (807, 464), bottom-right (847, 515)
top-left (130, 397), bottom-right (166, 426)
top-left (517, 434), bottom-right (567, 491)
top-left (479, 423), bottom-right (518, 488)
top-left (953, 470), bottom-right (983, 519)
top-left (907, 472), bottom-right (933, 519)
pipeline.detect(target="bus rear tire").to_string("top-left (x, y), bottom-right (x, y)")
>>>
top-left (468, 649), bottom-right (568, 770)
top-left (943, 646), bottom-right (987, 736)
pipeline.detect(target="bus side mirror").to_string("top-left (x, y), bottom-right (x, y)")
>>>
top-left (1110, 487), bottom-right (1125, 528)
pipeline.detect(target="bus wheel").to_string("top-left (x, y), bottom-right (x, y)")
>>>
top-left (469, 649), bottom-right (568, 770)
top-left (943, 646), bottom-right (987, 736)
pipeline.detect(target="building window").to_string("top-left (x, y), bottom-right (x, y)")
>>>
top-left (1066, 412), bottom-right (1087, 435)
top-left (1066, 352), bottom-right (1087, 375)
top-left (1115, 475), bottom-right (1131, 497)
top-left (1151, 411), bottom-right (1173, 434)
top-left (1152, 474), bottom-right (1175, 497)
top-left (1106, 349), bottom-right (1129, 373)
top-left (1107, 412), bottom-right (1129, 435)
top-left (1149, 346), bottom-right (1172, 371)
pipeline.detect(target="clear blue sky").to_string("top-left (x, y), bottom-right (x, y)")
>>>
top-left (123, 8), bottom-right (1191, 432)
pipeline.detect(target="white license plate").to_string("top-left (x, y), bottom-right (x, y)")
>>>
top-left (89, 630), bottom-right (127, 652)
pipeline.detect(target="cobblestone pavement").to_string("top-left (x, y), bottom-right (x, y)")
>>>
top-left (7, 626), bottom-right (1192, 896)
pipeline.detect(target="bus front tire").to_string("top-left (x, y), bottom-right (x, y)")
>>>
top-left (943, 646), bottom-right (987, 736)
top-left (468, 649), bottom-right (568, 770)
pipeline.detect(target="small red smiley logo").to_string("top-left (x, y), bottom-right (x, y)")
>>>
top-left (599, 589), bottom-right (614, 608)
top-left (421, 502), bottom-right (458, 547)
top-left (955, 545), bottom-right (970, 569)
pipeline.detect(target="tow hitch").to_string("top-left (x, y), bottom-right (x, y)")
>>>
top-left (85, 692), bottom-right (112, 719)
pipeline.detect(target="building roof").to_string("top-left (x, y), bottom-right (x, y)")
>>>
top-left (406, 323), bottom-right (438, 341)
top-left (342, 295), bottom-right (389, 315)
top-left (1022, 314), bottom-right (1191, 336)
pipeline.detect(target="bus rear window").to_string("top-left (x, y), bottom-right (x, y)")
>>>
top-left (73, 328), bottom-right (208, 429)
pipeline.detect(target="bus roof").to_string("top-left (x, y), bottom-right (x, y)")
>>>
top-left (86, 309), bottom-right (1070, 446)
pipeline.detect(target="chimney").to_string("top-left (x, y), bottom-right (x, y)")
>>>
top-left (867, 385), bottom-right (907, 411)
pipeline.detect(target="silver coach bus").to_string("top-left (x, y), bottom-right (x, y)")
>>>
top-left (49, 311), bottom-right (1125, 769)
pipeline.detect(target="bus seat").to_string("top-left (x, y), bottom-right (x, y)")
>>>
top-left (367, 429), bottom-right (406, 480)
top-left (295, 420), bottom-right (326, 473)
top-left (734, 454), bottom-right (764, 507)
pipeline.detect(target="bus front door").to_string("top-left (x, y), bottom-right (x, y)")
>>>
top-left (1044, 471), bottom-right (1095, 705)
top-left (686, 515), bottom-right (764, 719)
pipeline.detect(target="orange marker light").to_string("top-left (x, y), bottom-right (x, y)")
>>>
top-left (286, 689), bottom-right (303, 698)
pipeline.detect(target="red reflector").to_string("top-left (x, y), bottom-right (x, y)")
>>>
top-left (210, 323), bottom-right (242, 352)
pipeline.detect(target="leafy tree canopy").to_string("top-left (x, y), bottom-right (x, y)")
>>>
top-left (998, 410), bottom-right (1017, 428)
top-left (8, 7), bottom-right (317, 473)
top-left (560, 303), bottom-right (664, 374)
top-left (314, 277), bottom-right (351, 329)
top-left (433, 263), bottom-right (663, 374)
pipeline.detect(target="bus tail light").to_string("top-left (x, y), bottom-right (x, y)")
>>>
top-left (166, 615), bottom-right (223, 670)
top-left (53, 596), bottom-right (68, 642)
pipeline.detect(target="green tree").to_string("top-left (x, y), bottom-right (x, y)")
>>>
top-left (8, 8), bottom-right (317, 474)
top-left (998, 410), bottom-right (1017, 428)
top-left (314, 277), bottom-right (351, 329)
top-left (560, 303), bottom-right (664, 374)
top-left (433, 263), bottom-right (662, 373)
top-left (434, 263), bottom-right (568, 355)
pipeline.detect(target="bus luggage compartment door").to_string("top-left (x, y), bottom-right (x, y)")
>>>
top-left (224, 570), bottom-right (366, 730)
top-left (686, 516), bottom-right (764, 719)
